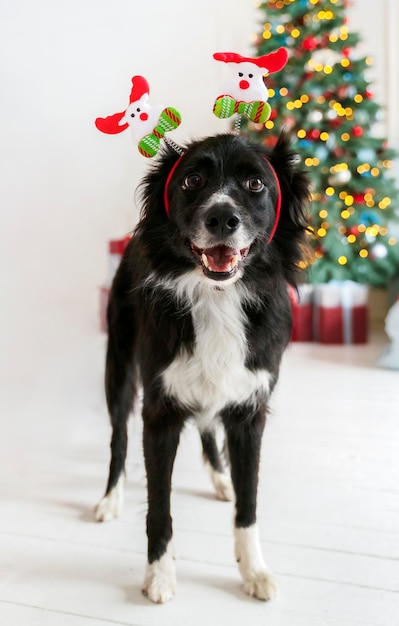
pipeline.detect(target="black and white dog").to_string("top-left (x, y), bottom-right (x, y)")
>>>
top-left (95, 132), bottom-right (310, 603)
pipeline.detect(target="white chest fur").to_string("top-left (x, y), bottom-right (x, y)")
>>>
top-left (160, 272), bottom-right (271, 430)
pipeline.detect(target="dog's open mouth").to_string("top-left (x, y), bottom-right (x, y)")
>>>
top-left (191, 243), bottom-right (249, 280)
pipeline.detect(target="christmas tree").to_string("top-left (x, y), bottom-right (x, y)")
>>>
top-left (240, 0), bottom-right (399, 287)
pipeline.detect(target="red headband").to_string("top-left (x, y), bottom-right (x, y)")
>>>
top-left (163, 154), bottom-right (282, 244)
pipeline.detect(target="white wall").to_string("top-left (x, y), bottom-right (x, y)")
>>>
top-left (0, 0), bottom-right (397, 388)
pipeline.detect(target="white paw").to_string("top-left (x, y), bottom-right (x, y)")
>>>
top-left (235, 524), bottom-right (277, 601)
top-left (205, 463), bottom-right (234, 502)
top-left (94, 477), bottom-right (124, 522)
top-left (142, 543), bottom-right (176, 604)
top-left (243, 570), bottom-right (277, 601)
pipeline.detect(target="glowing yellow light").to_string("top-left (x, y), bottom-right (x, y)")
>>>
top-left (366, 225), bottom-right (379, 237)
top-left (297, 129), bottom-right (307, 139)
top-left (380, 227), bottom-right (388, 236)
top-left (339, 191), bottom-right (347, 199)
top-left (310, 0), bottom-right (319, 4)
top-left (338, 256), bottom-right (348, 265)
top-left (315, 63), bottom-right (324, 72)
top-left (297, 260), bottom-right (308, 269)
top-left (341, 210), bottom-right (351, 219)
top-left (263, 31), bottom-right (272, 40)
top-left (265, 120), bottom-right (274, 129)
top-left (326, 187), bottom-right (335, 196)
top-left (354, 94), bottom-right (363, 103)
top-left (359, 249), bottom-right (369, 258)
top-left (364, 191), bottom-right (373, 201)
top-left (319, 209), bottom-right (329, 218)
top-left (320, 132), bottom-right (329, 141)
top-left (378, 199), bottom-right (389, 209)
top-left (341, 58), bottom-right (350, 68)
top-left (347, 234), bottom-right (357, 243)
top-left (276, 25), bottom-right (285, 34)
top-left (358, 224), bottom-right (366, 233)
top-left (341, 133), bottom-right (350, 141)
top-left (317, 95), bottom-right (326, 104)
top-left (329, 34), bottom-right (339, 43)
top-left (344, 195), bottom-right (354, 206)
top-left (388, 237), bottom-right (397, 246)
top-left (318, 228), bottom-right (327, 237)
top-left (366, 56), bottom-right (373, 66)
top-left (345, 107), bottom-right (353, 116)
top-left (280, 87), bottom-right (288, 96)
top-left (291, 28), bottom-right (301, 38)
top-left (300, 94), bottom-right (310, 103)
top-left (294, 99), bottom-right (303, 108)
top-left (371, 167), bottom-right (380, 177)
top-left (286, 101), bottom-right (295, 110)
top-left (268, 89), bottom-right (275, 98)
top-left (324, 66), bottom-right (333, 74)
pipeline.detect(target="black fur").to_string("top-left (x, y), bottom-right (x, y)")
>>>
top-left (97, 132), bottom-right (310, 600)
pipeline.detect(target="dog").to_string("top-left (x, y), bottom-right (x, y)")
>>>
top-left (94, 131), bottom-right (310, 603)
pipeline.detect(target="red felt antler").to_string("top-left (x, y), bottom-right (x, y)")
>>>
top-left (95, 76), bottom-right (151, 135)
top-left (213, 48), bottom-right (288, 73)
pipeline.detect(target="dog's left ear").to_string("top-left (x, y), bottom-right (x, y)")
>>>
top-left (264, 131), bottom-right (312, 282)
top-left (267, 131), bottom-right (311, 232)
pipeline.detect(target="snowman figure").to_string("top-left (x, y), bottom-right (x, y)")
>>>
top-left (213, 48), bottom-right (288, 124)
top-left (95, 75), bottom-right (181, 158)
top-left (377, 298), bottom-right (399, 370)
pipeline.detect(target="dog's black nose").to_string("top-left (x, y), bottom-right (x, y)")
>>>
top-left (204, 206), bottom-right (241, 238)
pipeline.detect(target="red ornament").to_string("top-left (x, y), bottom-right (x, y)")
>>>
top-left (309, 129), bottom-right (320, 140)
top-left (330, 118), bottom-right (342, 128)
top-left (342, 47), bottom-right (351, 57)
top-left (352, 126), bottom-right (364, 137)
top-left (365, 89), bottom-right (373, 99)
top-left (302, 36), bottom-right (318, 51)
top-left (269, 108), bottom-right (278, 120)
top-left (353, 194), bottom-right (365, 204)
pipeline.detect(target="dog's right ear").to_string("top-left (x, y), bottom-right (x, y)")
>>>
top-left (138, 148), bottom-right (184, 222)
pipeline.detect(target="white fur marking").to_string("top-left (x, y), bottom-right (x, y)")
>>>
top-left (160, 273), bottom-right (271, 429)
top-left (94, 475), bottom-right (125, 522)
top-left (204, 460), bottom-right (234, 502)
top-left (142, 541), bottom-right (176, 604)
top-left (235, 524), bottom-right (277, 601)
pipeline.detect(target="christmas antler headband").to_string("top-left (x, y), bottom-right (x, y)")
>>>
top-left (95, 47), bottom-right (288, 157)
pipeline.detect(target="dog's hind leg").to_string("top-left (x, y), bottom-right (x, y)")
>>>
top-left (200, 429), bottom-right (234, 502)
top-left (223, 403), bottom-right (277, 601)
top-left (95, 299), bottom-right (137, 523)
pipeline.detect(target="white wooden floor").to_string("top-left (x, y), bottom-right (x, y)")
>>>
top-left (1, 329), bottom-right (398, 626)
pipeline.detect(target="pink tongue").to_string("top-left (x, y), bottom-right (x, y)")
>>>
top-left (204, 246), bottom-right (238, 272)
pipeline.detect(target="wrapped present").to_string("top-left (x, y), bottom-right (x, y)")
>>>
top-left (99, 234), bottom-right (132, 332)
top-left (290, 284), bottom-right (314, 342)
top-left (313, 281), bottom-right (368, 344)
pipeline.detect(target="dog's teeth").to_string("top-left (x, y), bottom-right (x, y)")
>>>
top-left (230, 255), bottom-right (238, 269)
top-left (201, 253), bottom-right (209, 268)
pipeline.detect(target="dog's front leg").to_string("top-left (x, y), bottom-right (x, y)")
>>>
top-left (224, 405), bottom-right (277, 601)
top-left (142, 414), bottom-right (182, 604)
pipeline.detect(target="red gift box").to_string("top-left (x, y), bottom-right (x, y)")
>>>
top-left (314, 281), bottom-right (368, 344)
top-left (290, 284), bottom-right (314, 342)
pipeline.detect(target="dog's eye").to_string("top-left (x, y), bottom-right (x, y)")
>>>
top-left (183, 174), bottom-right (203, 190)
top-left (245, 178), bottom-right (264, 192)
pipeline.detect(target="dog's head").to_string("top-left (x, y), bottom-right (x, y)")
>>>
top-left (138, 132), bottom-right (311, 286)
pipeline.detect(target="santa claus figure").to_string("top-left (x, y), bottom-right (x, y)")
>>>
top-left (213, 48), bottom-right (288, 124)
top-left (95, 76), bottom-right (181, 158)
